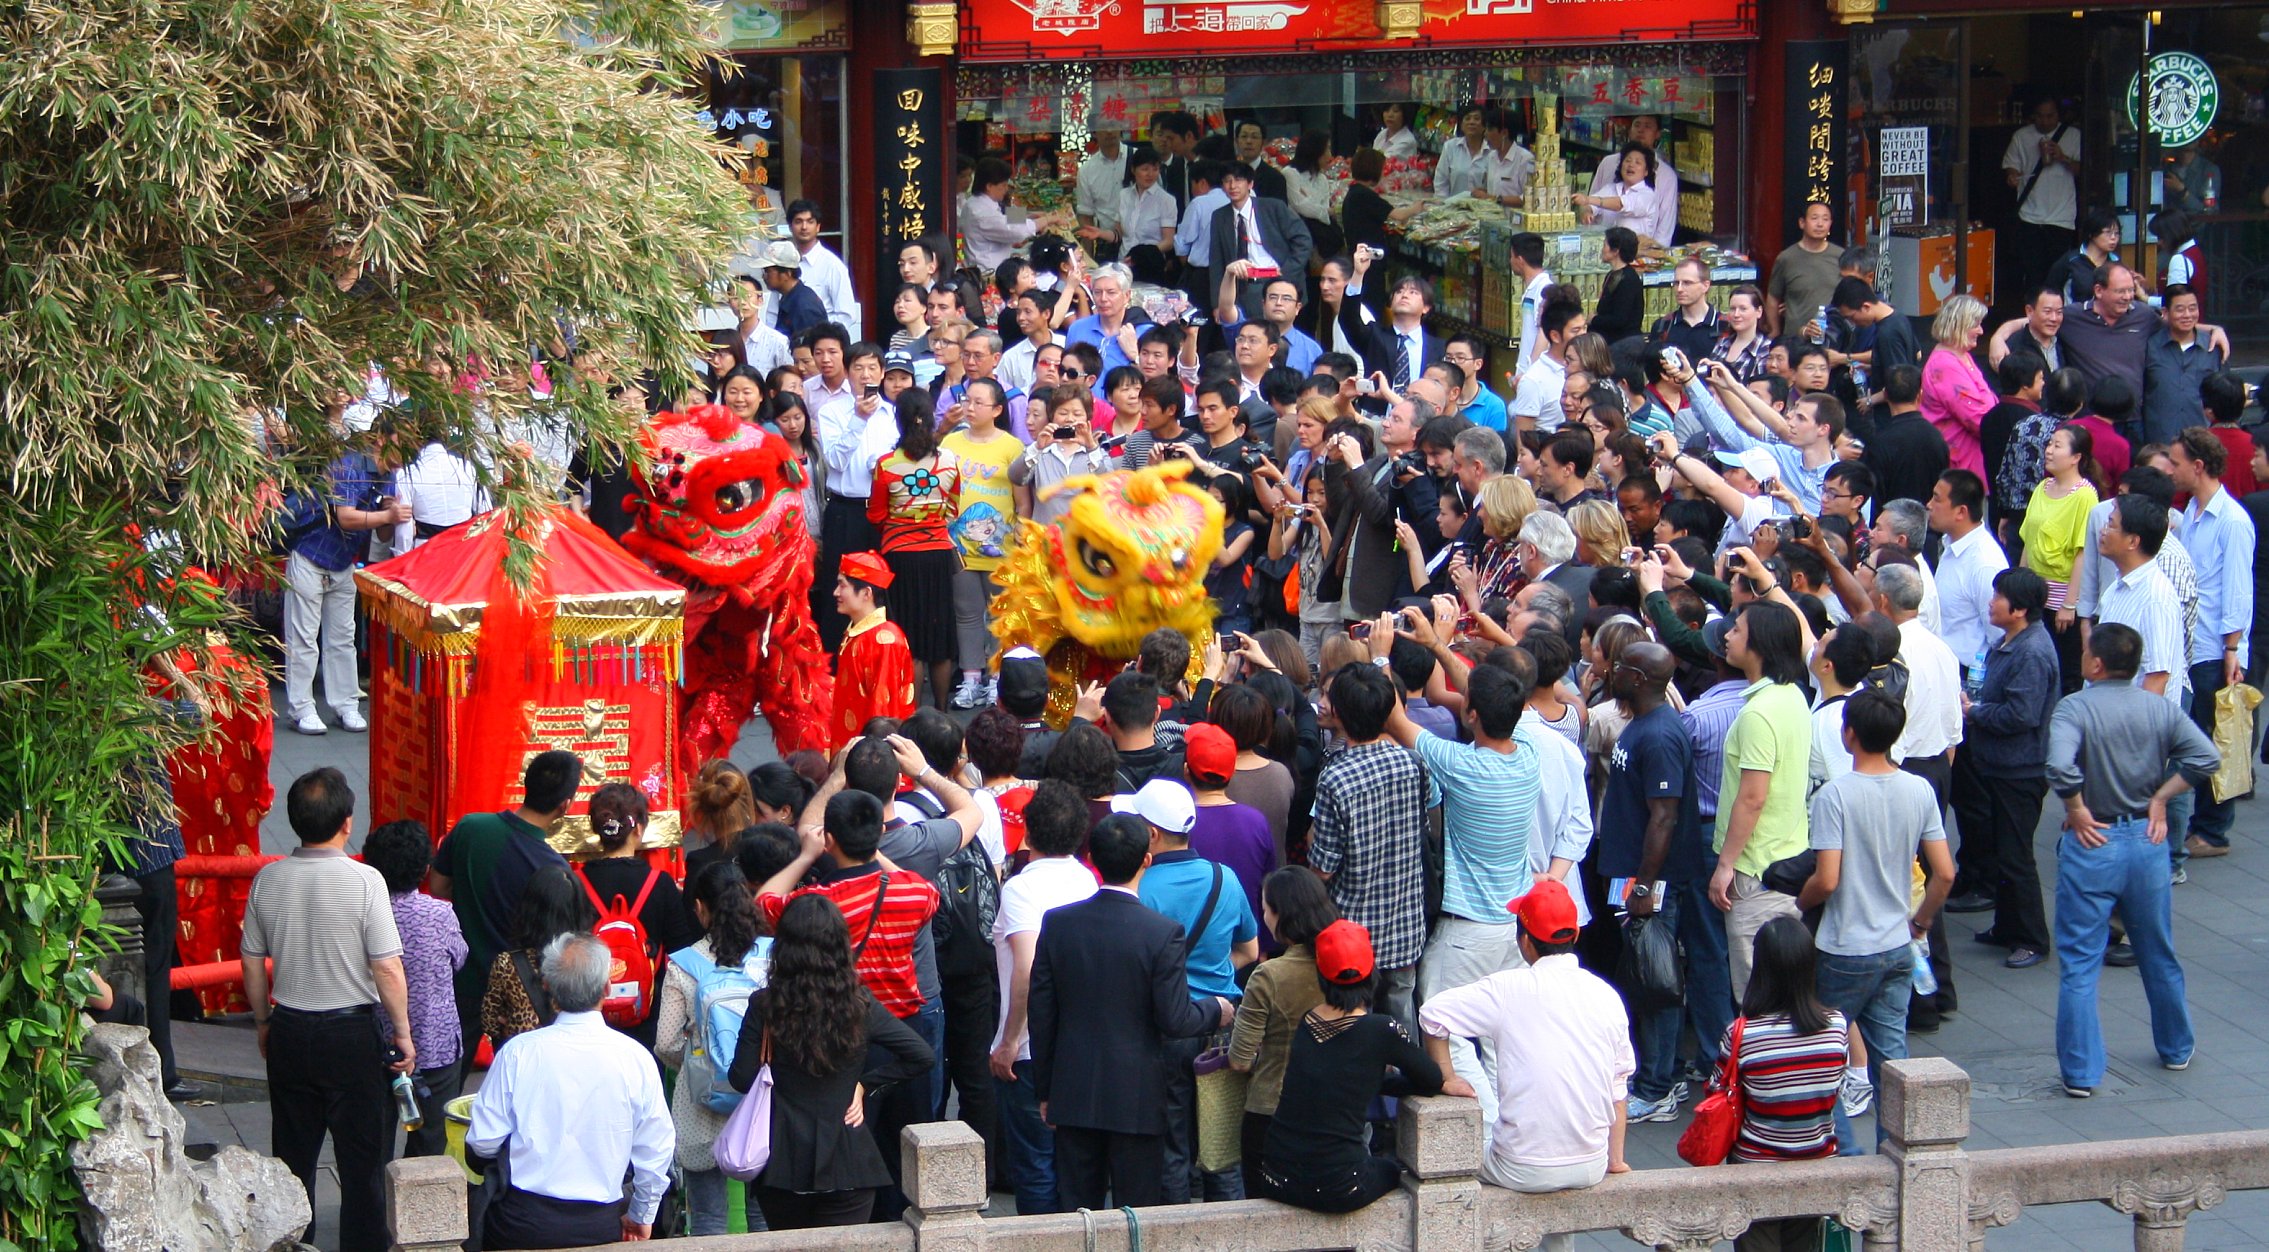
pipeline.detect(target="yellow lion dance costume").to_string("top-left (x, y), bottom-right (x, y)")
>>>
top-left (990, 462), bottom-right (1225, 726)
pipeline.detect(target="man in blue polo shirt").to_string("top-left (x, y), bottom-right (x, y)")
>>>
top-left (1124, 777), bottom-right (1257, 1204)
top-left (1380, 628), bottom-right (1541, 1131)
top-left (279, 429), bottom-right (405, 736)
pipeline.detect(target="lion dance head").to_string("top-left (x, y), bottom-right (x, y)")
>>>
top-left (620, 403), bottom-right (831, 762)
top-left (991, 462), bottom-right (1224, 724)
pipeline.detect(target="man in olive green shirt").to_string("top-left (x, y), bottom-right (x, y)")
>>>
top-left (1710, 601), bottom-right (1813, 996)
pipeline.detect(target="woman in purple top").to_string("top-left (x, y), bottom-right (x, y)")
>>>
top-left (362, 820), bottom-right (467, 1158)
top-left (1185, 724), bottom-right (1282, 952)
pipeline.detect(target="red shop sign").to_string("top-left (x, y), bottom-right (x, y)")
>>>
top-left (961, 0), bottom-right (1754, 61)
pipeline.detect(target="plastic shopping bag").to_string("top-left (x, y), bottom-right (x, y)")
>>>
top-left (2211, 683), bottom-right (2261, 803)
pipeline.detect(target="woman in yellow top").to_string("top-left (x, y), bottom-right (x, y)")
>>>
top-left (2018, 422), bottom-right (2102, 691)
top-left (940, 376), bottom-right (1026, 709)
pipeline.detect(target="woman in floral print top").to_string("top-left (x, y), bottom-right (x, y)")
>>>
top-left (362, 820), bottom-right (466, 1158)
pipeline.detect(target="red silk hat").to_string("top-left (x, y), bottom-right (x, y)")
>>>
top-left (840, 551), bottom-right (895, 589)
top-left (1507, 878), bottom-right (1581, 944)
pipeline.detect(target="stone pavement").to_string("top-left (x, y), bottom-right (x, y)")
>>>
top-left (214, 694), bottom-right (2269, 1248)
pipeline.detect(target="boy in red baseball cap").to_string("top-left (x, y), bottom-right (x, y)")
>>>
top-left (831, 551), bottom-right (915, 746)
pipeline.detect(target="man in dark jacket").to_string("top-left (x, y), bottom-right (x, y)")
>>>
top-left (1208, 163), bottom-right (1313, 326)
top-left (1029, 813), bottom-right (1232, 1210)
top-left (1950, 568), bottom-right (2062, 968)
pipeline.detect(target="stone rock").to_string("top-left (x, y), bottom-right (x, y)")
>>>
top-left (70, 1023), bottom-right (311, 1252)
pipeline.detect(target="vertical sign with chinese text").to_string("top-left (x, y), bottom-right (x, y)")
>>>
top-left (1782, 42), bottom-right (1848, 243)
top-left (875, 68), bottom-right (946, 272)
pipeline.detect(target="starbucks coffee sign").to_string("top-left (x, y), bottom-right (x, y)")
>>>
top-left (2126, 52), bottom-right (2219, 148)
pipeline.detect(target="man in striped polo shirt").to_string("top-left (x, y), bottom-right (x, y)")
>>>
top-left (240, 768), bottom-right (414, 1252)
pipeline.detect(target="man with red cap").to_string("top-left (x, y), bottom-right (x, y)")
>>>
top-left (832, 551), bottom-right (916, 747)
top-left (1417, 879), bottom-right (1632, 1251)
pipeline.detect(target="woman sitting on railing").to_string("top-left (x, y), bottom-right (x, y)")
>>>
top-left (1251, 920), bottom-right (1444, 1213)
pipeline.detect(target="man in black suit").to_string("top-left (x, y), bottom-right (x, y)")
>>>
top-left (1338, 245), bottom-right (1444, 394)
top-left (1207, 163), bottom-right (1313, 327)
top-left (1323, 396), bottom-right (1443, 618)
top-left (1029, 812), bottom-right (1232, 1210)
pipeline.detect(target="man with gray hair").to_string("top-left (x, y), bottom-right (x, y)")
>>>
top-left (1866, 499), bottom-right (1941, 632)
top-left (467, 932), bottom-right (674, 1247)
top-left (1064, 263), bottom-right (1146, 382)
top-left (1513, 580), bottom-right (1576, 646)
top-left (1871, 556), bottom-right (1964, 1030)
top-left (1449, 426), bottom-right (1507, 549)
top-left (1518, 511), bottom-right (1591, 649)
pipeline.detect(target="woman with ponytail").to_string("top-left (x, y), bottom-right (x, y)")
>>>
top-left (576, 782), bottom-right (701, 1047)
top-left (655, 862), bottom-right (774, 1234)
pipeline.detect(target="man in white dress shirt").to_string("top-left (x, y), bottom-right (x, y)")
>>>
top-left (1926, 469), bottom-right (2008, 676)
top-left (1587, 114), bottom-right (1679, 249)
top-left (727, 273), bottom-right (794, 376)
top-left (787, 198), bottom-right (862, 336)
top-left (467, 932), bottom-right (673, 1247)
top-left (1999, 97), bottom-right (2080, 293)
top-left (961, 156), bottom-right (1039, 277)
top-left (1074, 129), bottom-right (1129, 259)
top-left (1481, 109), bottom-right (1535, 207)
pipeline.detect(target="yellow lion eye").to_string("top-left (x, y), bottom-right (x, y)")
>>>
top-left (1077, 539), bottom-right (1116, 580)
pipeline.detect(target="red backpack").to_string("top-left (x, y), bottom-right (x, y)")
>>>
top-left (575, 864), bottom-right (662, 1029)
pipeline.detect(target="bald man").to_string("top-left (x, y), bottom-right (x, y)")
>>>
top-left (1603, 642), bottom-right (1733, 1122)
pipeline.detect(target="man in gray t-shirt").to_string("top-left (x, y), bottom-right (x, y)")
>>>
top-left (1798, 691), bottom-right (1954, 1144)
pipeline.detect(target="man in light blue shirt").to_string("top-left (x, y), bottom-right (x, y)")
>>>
top-left (2169, 429), bottom-right (2255, 852)
top-left (1173, 163), bottom-right (1229, 269)
top-left (1383, 644), bottom-right (1539, 1127)
top-left (1676, 359), bottom-right (1840, 515)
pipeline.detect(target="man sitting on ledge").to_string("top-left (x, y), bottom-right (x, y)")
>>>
top-left (467, 931), bottom-right (674, 1248)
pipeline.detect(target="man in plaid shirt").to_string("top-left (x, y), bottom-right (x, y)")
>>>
top-left (1307, 661), bottom-right (1431, 1036)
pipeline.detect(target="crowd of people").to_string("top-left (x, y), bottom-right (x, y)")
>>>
top-left (225, 104), bottom-right (2269, 1252)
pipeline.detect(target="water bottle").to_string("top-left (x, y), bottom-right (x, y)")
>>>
top-left (1909, 939), bottom-right (1938, 996)
top-left (1963, 647), bottom-right (1987, 702)
top-left (388, 1050), bottom-right (423, 1131)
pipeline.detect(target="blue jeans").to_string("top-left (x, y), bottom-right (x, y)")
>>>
top-left (2165, 789), bottom-right (2195, 871)
top-left (995, 1060), bottom-right (1057, 1215)
top-left (681, 1167), bottom-right (752, 1236)
top-left (2187, 662), bottom-right (2233, 844)
top-left (2054, 820), bottom-right (2193, 1087)
top-left (1815, 944), bottom-right (1912, 1155)
top-left (1672, 875), bottom-right (1736, 1072)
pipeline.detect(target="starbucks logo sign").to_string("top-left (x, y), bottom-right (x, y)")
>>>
top-left (2126, 52), bottom-right (2219, 147)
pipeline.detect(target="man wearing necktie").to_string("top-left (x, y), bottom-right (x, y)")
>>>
top-left (1336, 244), bottom-right (1443, 404)
top-left (1208, 162), bottom-right (1312, 327)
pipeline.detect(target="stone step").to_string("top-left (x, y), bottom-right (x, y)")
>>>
top-left (172, 1017), bottom-right (268, 1104)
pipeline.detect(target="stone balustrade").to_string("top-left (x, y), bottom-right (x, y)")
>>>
top-left (388, 1057), bottom-right (2268, 1252)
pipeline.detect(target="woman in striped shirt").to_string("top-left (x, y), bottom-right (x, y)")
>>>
top-left (1723, 916), bottom-right (1851, 1250)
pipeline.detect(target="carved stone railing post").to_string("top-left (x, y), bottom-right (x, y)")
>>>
top-left (1397, 1094), bottom-right (1487, 1250)
top-left (94, 873), bottom-right (146, 1007)
top-left (1878, 1057), bottom-right (1972, 1252)
top-left (2107, 1169), bottom-right (2228, 1252)
top-left (903, 1121), bottom-right (989, 1251)
top-left (384, 1156), bottom-right (468, 1252)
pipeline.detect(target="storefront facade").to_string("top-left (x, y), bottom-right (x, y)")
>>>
top-left (697, 0), bottom-right (856, 269)
top-left (1822, 0), bottom-right (2269, 344)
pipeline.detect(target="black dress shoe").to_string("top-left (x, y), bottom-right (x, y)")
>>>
top-left (164, 1079), bottom-right (206, 1102)
top-left (1944, 893), bottom-right (1996, 914)
top-left (2105, 942), bottom-right (2139, 968)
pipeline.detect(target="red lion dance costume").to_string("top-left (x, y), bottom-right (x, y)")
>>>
top-left (618, 404), bottom-right (832, 771)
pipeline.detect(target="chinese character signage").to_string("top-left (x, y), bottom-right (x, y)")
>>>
top-left (962, 0), bottom-right (1752, 60)
top-left (876, 69), bottom-right (945, 269)
top-left (1782, 42), bottom-right (1848, 241)
top-left (703, 0), bottom-right (848, 50)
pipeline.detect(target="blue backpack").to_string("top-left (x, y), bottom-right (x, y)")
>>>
top-left (671, 939), bottom-right (773, 1114)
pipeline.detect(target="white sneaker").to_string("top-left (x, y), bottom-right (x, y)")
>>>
top-left (1840, 1068), bottom-right (1875, 1117)
top-left (292, 714), bottom-right (327, 735)
top-left (336, 708), bottom-right (369, 732)
top-left (981, 674), bottom-right (999, 707)
top-left (949, 674), bottom-right (985, 710)
top-left (1627, 1091), bottom-right (1681, 1122)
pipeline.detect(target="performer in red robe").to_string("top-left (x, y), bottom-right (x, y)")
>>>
top-left (831, 551), bottom-right (916, 746)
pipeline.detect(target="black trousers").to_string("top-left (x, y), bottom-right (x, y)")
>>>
top-left (131, 863), bottom-right (180, 1086)
top-left (402, 1057), bottom-right (465, 1159)
top-left (753, 1184), bottom-right (875, 1230)
top-left (1948, 749), bottom-right (1996, 899)
top-left (1054, 1125), bottom-right (1166, 1211)
top-left (1240, 1110), bottom-right (1273, 1196)
top-left (268, 1006), bottom-right (393, 1252)
top-left (1253, 1155), bottom-right (1404, 1214)
top-left (816, 498), bottom-right (880, 654)
top-left (456, 957), bottom-right (492, 1068)
top-left (938, 964), bottom-right (1001, 1179)
top-left (1984, 775), bottom-right (2051, 952)
top-left (2006, 219), bottom-right (2073, 295)
top-left (1899, 753), bottom-right (1957, 1020)
top-left (484, 1186), bottom-right (623, 1249)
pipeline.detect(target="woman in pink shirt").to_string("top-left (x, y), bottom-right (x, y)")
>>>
top-left (1919, 294), bottom-right (1994, 482)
